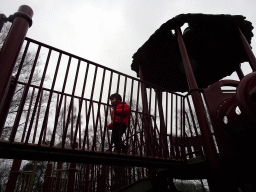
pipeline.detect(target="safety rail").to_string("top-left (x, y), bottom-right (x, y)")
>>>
top-left (0, 37), bottom-right (202, 163)
top-left (43, 162), bottom-right (150, 192)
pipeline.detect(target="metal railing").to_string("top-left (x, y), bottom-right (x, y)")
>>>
top-left (43, 162), bottom-right (149, 192)
top-left (0, 36), bottom-right (202, 161)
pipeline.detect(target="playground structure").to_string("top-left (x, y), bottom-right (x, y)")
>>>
top-left (0, 5), bottom-right (256, 192)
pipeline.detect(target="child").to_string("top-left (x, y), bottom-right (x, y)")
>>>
top-left (107, 93), bottom-right (130, 153)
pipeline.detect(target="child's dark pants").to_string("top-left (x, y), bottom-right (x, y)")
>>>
top-left (112, 124), bottom-right (127, 152)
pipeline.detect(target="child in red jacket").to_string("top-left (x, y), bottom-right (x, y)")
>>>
top-left (107, 93), bottom-right (129, 153)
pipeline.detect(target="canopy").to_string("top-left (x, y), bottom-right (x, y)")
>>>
top-left (131, 14), bottom-right (254, 92)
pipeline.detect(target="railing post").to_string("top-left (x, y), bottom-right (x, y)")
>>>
top-left (5, 159), bottom-right (22, 192)
top-left (67, 162), bottom-right (77, 191)
top-left (43, 162), bottom-right (53, 192)
top-left (67, 143), bottom-right (78, 191)
top-left (175, 24), bottom-right (225, 190)
top-left (55, 162), bottom-right (63, 192)
top-left (139, 64), bottom-right (155, 157)
top-left (155, 89), bottom-right (169, 157)
top-left (0, 5), bottom-right (33, 112)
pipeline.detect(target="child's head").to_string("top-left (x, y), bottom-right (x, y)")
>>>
top-left (110, 93), bottom-right (122, 105)
top-left (110, 93), bottom-right (122, 101)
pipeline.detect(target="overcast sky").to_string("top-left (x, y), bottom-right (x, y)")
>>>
top-left (1, 0), bottom-right (256, 79)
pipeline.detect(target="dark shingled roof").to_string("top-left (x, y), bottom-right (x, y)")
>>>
top-left (131, 14), bottom-right (254, 92)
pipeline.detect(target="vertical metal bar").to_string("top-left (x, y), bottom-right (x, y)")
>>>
top-left (122, 76), bottom-right (127, 116)
top-left (71, 103), bottom-right (74, 146)
top-left (238, 27), bottom-right (256, 71)
top-left (186, 96), bottom-right (203, 156)
top-left (11, 45), bottom-right (41, 143)
top-left (92, 69), bottom-right (106, 151)
top-left (181, 97), bottom-right (185, 159)
top-left (82, 66), bottom-right (98, 150)
top-left (98, 109), bottom-right (104, 151)
top-left (91, 103), bottom-right (97, 150)
top-left (67, 144), bottom-right (77, 191)
top-left (5, 159), bottom-right (22, 192)
top-left (73, 62), bottom-right (89, 148)
top-left (156, 89), bottom-right (168, 157)
top-left (38, 52), bottom-right (62, 145)
top-left (138, 114), bottom-right (144, 156)
top-left (236, 64), bottom-right (245, 80)
top-left (170, 93), bottom-right (174, 159)
top-left (133, 82), bottom-right (140, 155)
top-left (139, 65), bottom-right (154, 157)
top-left (63, 95), bottom-right (67, 140)
top-left (56, 162), bottom-right (63, 192)
top-left (27, 161), bottom-right (38, 192)
top-left (85, 101), bottom-right (90, 150)
top-left (186, 96), bottom-right (200, 138)
top-left (0, 5), bottom-right (33, 110)
top-left (29, 46), bottom-right (52, 143)
top-left (79, 110), bottom-right (82, 148)
top-left (32, 90), bottom-right (43, 144)
top-left (175, 95), bottom-right (181, 159)
top-left (126, 79), bottom-right (134, 154)
top-left (43, 162), bottom-right (53, 192)
top-left (50, 56), bottom-right (72, 146)
top-left (29, 48), bottom-right (52, 143)
top-left (175, 24), bottom-right (221, 173)
top-left (148, 86), bottom-right (152, 122)
top-left (102, 71), bottom-right (113, 152)
top-left (112, 74), bottom-right (121, 150)
top-left (21, 87), bottom-right (35, 142)
top-left (166, 92), bottom-right (168, 135)
top-left (147, 86), bottom-right (154, 155)
top-left (62, 59), bottom-right (81, 147)
top-left (153, 90), bottom-right (158, 157)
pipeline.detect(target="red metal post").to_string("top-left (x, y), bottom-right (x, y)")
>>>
top-left (67, 162), bottom-right (77, 191)
top-left (175, 25), bottom-right (220, 171)
top-left (155, 89), bottom-right (169, 157)
top-left (43, 162), bottom-right (53, 192)
top-left (238, 27), bottom-right (256, 71)
top-left (236, 64), bottom-right (245, 80)
top-left (139, 65), bottom-right (155, 156)
top-left (175, 24), bottom-right (240, 191)
top-left (5, 159), bottom-right (22, 192)
top-left (0, 5), bottom-right (33, 111)
top-left (55, 162), bottom-right (63, 192)
top-left (97, 165), bottom-right (107, 192)
top-left (67, 143), bottom-right (78, 191)
top-left (139, 65), bottom-right (156, 181)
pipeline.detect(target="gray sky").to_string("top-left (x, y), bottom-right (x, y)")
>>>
top-left (1, 0), bottom-right (256, 78)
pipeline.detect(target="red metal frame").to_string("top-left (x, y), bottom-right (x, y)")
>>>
top-left (175, 25), bottom-right (220, 174)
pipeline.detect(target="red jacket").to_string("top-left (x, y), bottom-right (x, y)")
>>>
top-left (108, 100), bottom-right (130, 129)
